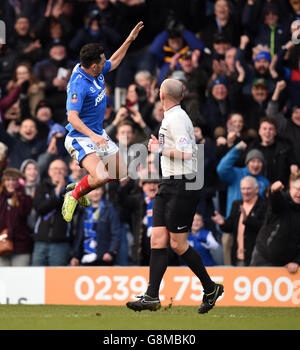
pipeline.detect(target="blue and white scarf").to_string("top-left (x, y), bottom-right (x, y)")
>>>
top-left (81, 200), bottom-right (104, 264)
top-left (143, 194), bottom-right (153, 237)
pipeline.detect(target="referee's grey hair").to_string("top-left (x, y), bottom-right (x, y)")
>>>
top-left (240, 176), bottom-right (259, 188)
top-left (161, 78), bottom-right (183, 101)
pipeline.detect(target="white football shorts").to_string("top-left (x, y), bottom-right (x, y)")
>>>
top-left (64, 130), bottom-right (119, 165)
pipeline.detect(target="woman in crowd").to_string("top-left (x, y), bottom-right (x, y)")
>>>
top-left (6, 62), bottom-right (45, 117)
top-left (0, 168), bottom-right (33, 266)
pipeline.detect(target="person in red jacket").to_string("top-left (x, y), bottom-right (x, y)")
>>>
top-left (0, 168), bottom-right (33, 266)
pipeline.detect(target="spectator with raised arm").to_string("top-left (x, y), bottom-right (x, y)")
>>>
top-left (266, 80), bottom-right (300, 168)
top-left (231, 60), bottom-right (270, 132)
top-left (200, 0), bottom-right (241, 50)
top-left (212, 176), bottom-right (267, 266)
top-left (242, 1), bottom-right (289, 57)
top-left (34, 0), bottom-right (73, 53)
top-left (166, 49), bottom-right (208, 124)
top-left (246, 116), bottom-right (298, 185)
top-left (31, 159), bottom-right (71, 266)
top-left (217, 140), bottom-right (270, 218)
top-left (149, 16), bottom-right (205, 85)
top-left (0, 71), bottom-right (30, 125)
top-left (273, 39), bottom-right (300, 106)
top-left (235, 35), bottom-right (276, 96)
top-left (250, 174), bottom-right (300, 274)
top-left (68, 8), bottom-right (120, 61)
top-left (6, 62), bottom-right (45, 118)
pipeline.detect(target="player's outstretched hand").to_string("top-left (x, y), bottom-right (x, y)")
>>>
top-left (91, 134), bottom-right (109, 150)
top-left (129, 21), bottom-right (144, 41)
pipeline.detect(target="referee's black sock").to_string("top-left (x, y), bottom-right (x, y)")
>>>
top-left (146, 248), bottom-right (168, 298)
top-left (180, 245), bottom-right (215, 294)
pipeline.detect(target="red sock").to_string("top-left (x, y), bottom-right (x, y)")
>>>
top-left (72, 175), bottom-right (91, 200)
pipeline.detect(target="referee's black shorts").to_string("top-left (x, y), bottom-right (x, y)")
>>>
top-left (152, 174), bottom-right (201, 233)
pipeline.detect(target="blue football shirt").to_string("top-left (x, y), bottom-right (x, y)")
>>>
top-left (65, 60), bottom-right (111, 137)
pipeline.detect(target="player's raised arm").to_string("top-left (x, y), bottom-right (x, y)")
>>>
top-left (109, 21), bottom-right (144, 72)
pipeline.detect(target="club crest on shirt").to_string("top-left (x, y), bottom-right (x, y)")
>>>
top-left (98, 74), bottom-right (104, 83)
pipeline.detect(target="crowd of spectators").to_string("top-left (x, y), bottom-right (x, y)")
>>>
top-left (0, 0), bottom-right (300, 272)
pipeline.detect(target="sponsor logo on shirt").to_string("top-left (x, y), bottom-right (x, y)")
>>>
top-left (177, 136), bottom-right (190, 146)
top-left (95, 89), bottom-right (106, 106)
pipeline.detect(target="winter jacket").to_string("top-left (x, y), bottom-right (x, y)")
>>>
top-left (72, 200), bottom-right (121, 262)
top-left (275, 47), bottom-right (300, 106)
top-left (202, 96), bottom-right (231, 137)
top-left (33, 179), bottom-right (71, 243)
top-left (242, 3), bottom-right (289, 55)
top-left (246, 137), bottom-right (295, 185)
top-left (68, 25), bottom-right (120, 60)
top-left (230, 80), bottom-right (269, 131)
top-left (0, 124), bottom-right (47, 169)
top-left (0, 187), bottom-right (33, 254)
top-left (220, 197), bottom-right (267, 266)
top-left (217, 146), bottom-right (270, 217)
top-left (254, 190), bottom-right (300, 266)
top-left (266, 100), bottom-right (300, 167)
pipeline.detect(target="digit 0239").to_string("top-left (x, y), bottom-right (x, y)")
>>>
top-left (72, 272), bottom-right (300, 306)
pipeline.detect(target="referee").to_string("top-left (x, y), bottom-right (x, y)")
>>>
top-left (127, 78), bottom-right (224, 314)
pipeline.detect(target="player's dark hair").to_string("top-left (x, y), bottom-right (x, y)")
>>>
top-left (80, 43), bottom-right (105, 68)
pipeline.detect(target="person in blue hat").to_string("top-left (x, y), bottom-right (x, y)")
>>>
top-left (235, 35), bottom-right (276, 96)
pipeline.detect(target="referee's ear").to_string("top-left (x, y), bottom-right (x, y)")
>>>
top-left (180, 85), bottom-right (185, 101)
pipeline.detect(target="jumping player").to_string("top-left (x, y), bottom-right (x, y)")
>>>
top-left (62, 22), bottom-right (144, 222)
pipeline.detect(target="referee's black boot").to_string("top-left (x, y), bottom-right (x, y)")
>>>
top-left (126, 295), bottom-right (161, 312)
top-left (198, 283), bottom-right (224, 314)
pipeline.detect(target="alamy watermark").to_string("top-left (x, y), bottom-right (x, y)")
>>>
top-left (0, 20), bottom-right (6, 45)
top-left (95, 138), bottom-right (204, 191)
top-left (291, 20), bottom-right (300, 45)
